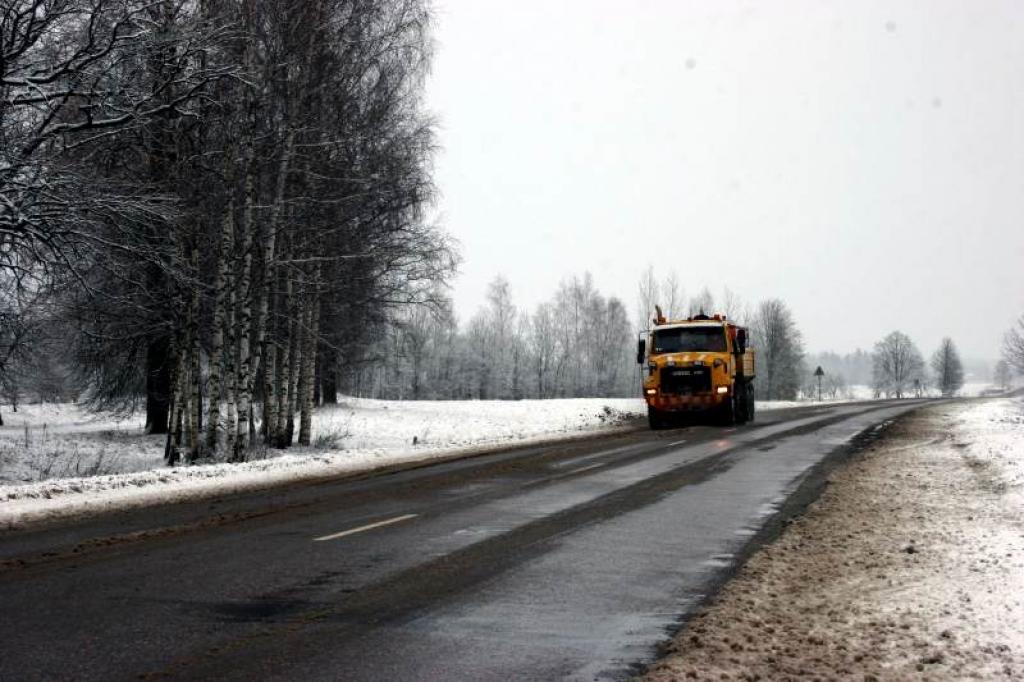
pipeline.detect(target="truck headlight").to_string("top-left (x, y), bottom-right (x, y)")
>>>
top-left (716, 386), bottom-right (728, 394)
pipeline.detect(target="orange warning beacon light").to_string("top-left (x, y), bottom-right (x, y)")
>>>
top-left (653, 305), bottom-right (666, 326)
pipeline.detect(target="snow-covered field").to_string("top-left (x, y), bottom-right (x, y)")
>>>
top-left (763, 381), bottom-right (1003, 409)
top-left (0, 403), bottom-right (153, 484)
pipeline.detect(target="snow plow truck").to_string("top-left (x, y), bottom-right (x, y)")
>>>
top-left (636, 308), bottom-right (756, 429)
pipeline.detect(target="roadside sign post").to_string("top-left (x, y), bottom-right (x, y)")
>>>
top-left (814, 366), bottom-right (825, 401)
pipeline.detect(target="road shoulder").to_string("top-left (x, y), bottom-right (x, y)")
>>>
top-left (641, 398), bottom-right (1024, 680)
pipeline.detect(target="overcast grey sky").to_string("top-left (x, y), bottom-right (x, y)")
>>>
top-left (424, 1), bottom-right (1024, 360)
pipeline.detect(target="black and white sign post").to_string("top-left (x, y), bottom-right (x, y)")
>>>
top-left (814, 366), bottom-right (825, 402)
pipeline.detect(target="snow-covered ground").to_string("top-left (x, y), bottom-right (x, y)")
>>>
top-left (643, 397), bottom-right (1024, 680)
top-left (763, 381), bottom-right (1004, 409)
top-left (0, 382), bottom-right (1011, 531)
top-left (0, 403), bottom-right (153, 484)
top-left (0, 397), bottom-right (645, 529)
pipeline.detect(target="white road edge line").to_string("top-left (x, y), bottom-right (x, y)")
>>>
top-left (313, 513), bottom-right (418, 543)
top-left (568, 463), bottom-right (604, 475)
top-left (552, 442), bottom-right (650, 469)
top-left (533, 462), bottom-right (607, 486)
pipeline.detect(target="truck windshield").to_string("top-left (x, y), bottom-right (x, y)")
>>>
top-left (652, 327), bottom-right (727, 353)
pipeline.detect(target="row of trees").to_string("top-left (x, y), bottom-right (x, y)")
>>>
top-left (870, 332), bottom-right (968, 398)
top-left (276, 289), bottom-right (1020, 409)
top-left (340, 274), bottom-right (637, 401)
top-left (744, 309), bottom-right (966, 401)
top-left (349, 289), bottom-right (989, 404)
top-left (0, 1), bottom-right (456, 453)
top-left (872, 322), bottom-right (1024, 399)
top-left (343, 271), bottom-right (824, 404)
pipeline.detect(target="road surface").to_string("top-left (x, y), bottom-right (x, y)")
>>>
top-left (0, 399), bottom-right (930, 680)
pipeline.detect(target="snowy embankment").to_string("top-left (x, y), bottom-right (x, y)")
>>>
top-left (642, 397), bottom-right (1024, 680)
top-left (0, 398), bottom-right (644, 529)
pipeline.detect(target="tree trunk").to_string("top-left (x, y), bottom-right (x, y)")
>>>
top-left (274, 274), bottom-right (294, 447)
top-left (285, 294), bottom-right (303, 447)
top-left (233, 163), bottom-right (256, 460)
top-left (263, 249), bottom-right (283, 444)
top-left (187, 247), bottom-right (202, 461)
top-left (206, 201), bottom-right (234, 453)
top-left (262, 339), bottom-right (277, 440)
top-left (320, 344), bottom-right (337, 404)
top-left (313, 345), bottom-right (322, 406)
top-left (145, 336), bottom-right (172, 435)
top-left (224, 285), bottom-right (238, 458)
top-left (298, 286), bottom-right (320, 446)
top-left (166, 340), bottom-right (187, 465)
top-left (257, 130), bottom-right (292, 445)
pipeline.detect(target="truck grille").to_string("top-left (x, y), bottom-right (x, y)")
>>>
top-left (660, 365), bottom-right (712, 395)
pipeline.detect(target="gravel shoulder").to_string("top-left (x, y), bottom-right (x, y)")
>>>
top-left (641, 398), bottom-right (1024, 681)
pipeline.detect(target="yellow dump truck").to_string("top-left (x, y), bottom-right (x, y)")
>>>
top-left (636, 309), bottom-right (756, 429)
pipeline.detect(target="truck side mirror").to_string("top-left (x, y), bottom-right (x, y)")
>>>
top-left (636, 338), bottom-right (646, 364)
top-left (736, 329), bottom-right (747, 354)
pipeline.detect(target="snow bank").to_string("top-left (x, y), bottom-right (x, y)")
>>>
top-left (0, 397), bottom-right (644, 529)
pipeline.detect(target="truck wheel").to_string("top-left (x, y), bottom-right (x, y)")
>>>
top-left (735, 382), bottom-right (748, 425)
top-left (721, 394), bottom-right (738, 426)
top-left (746, 382), bottom-right (756, 423)
top-left (648, 405), bottom-right (665, 430)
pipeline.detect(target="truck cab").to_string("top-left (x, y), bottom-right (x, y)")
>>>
top-left (637, 311), bottom-right (755, 429)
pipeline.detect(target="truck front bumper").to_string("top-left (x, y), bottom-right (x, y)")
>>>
top-left (645, 392), bottom-right (728, 412)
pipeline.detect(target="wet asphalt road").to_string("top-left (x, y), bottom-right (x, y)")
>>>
top-left (0, 399), bottom-right (932, 681)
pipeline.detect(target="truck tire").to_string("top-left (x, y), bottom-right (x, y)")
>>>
top-left (648, 405), bottom-right (666, 430)
top-left (746, 381), bottom-right (756, 423)
top-left (735, 382), bottom-right (749, 425)
top-left (721, 392), bottom-right (738, 426)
